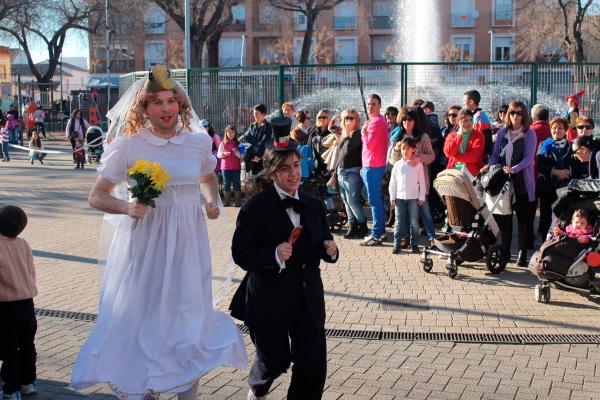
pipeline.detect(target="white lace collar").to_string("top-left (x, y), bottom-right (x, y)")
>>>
top-left (140, 128), bottom-right (188, 146)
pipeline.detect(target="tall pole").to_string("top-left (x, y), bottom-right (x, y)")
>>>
top-left (105, 0), bottom-right (111, 117)
top-left (240, 34), bottom-right (246, 67)
top-left (59, 56), bottom-right (63, 129)
top-left (184, 0), bottom-right (191, 68)
top-left (488, 30), bottom-right (493, 84)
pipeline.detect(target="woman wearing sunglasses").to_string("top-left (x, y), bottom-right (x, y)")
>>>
top-left (485, 101), bottom-right (537, 267)
top-left (573, 116), bottom-right (599, 150)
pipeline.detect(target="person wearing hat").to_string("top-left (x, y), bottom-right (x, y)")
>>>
top-left (571, 135), bottom-right (600, 180)
top-left (564, 90), bottom-right (584, 141)
top-left (229, 116), bottom-right (339, 400)
top-left (71, 65), bottom-right (247, 400)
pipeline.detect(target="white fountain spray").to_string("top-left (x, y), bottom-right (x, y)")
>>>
top-left (395, 0), bottom-right (441, 64)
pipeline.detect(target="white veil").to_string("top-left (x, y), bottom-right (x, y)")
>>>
top-left (98, 75), bottom-right (235, 306)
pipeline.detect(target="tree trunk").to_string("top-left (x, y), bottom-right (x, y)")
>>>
top-left (207, 30), bottom-right (223, 67)
top-left (299, 13), bottom-right (316, 65)
top-left (191, 38), bottom-right (205, 68)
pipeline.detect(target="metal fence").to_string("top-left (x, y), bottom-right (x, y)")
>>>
top-left (119, 62), bottom-right (600, 135)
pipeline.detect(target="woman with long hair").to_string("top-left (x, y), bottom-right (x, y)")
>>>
top-left (335, 109), bottom-right (366, 239)
top-left (65, 109), bottom-right (89, 163)
top-left (389, 107), bottom-right (436, 248)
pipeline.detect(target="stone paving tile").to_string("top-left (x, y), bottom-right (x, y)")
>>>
top-left (3, 144), bottom-right (600, 399)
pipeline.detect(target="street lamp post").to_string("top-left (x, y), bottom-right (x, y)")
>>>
top-left (105, 0), bottom-right (111, 118)
top-left (184, 0), bottom-right (191, 68)
top-left (488, 30), bottom-right (494, 84)
top-left (59, 57), bottom-right (63, 129)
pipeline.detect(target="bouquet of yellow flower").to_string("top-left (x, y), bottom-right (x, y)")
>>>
top-left (127, 159), bottom-right (171, 208)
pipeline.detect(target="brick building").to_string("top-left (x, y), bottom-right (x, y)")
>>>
top-left (88, 0), bottom-right (521, 75)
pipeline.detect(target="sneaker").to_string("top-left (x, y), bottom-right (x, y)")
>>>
top-left (20, 382), bottom-right (36, 396)
top-left (247, 389), bottom-right (267, 400)
top-left (377, 233), bottom-right (387, 243)
top-left (411, 246), bottom-right (420, 254)
top-left (400, 237), bottom-right (410, 249)
top-left (360, 236), bottom-right (382, 246)
top-left (392, 246), bottom-right (400, 254)
top-left (2, 392), bottom-right (21, 400)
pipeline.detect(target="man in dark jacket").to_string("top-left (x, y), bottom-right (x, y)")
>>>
top-left (240, 104), bottom-right (273, 175)
top-left (230, 117), bottom-right (338, 400)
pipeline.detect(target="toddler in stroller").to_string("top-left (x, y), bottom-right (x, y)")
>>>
top-left (301, 171), bottom-right (347, 233)
top-left (529, 179), bottom-right (600, 303)
top-left (85, 126), bottom-right (104, 164)
top-left (420, 169), bottom-right (510, 279)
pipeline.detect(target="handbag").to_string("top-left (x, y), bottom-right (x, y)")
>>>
top-left (326, 172), bottom-right (339, 193)
top-left (481, 164), bottom-right (508, 197)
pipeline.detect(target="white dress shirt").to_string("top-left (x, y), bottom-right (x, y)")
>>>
top-left (274, 183), bottom-right (301, 271)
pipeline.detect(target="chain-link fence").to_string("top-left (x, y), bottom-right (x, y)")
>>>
top-left (119, 62), bottom-right (600, 136)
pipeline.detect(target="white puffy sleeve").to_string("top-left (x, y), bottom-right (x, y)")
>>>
top-left (197, 133), bottom-right (217, 176)
top-left (97, 137), bottom-right (131, 184)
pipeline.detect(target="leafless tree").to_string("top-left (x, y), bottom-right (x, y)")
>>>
top-left (0, 0), bottom-right (28, 24)
top-left (152, 0), bottom-right (237, 68)
top-left (267, 0), bottom-right (345, 65)
top-left (264, 27), bottom-right (333, 65)
top-left (517, 0), bottom-right (597, 62)
top-left (0, 0), bottom-right (103, 84)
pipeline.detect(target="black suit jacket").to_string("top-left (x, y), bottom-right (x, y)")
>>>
top-left (229, 185), bottom-right (338, 329)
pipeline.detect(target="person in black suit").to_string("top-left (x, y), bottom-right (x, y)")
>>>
top-left (230, 117), bottom-right (339, 400)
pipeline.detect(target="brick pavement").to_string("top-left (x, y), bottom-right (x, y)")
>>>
top-left (2, 142), bottom-right (600, 399)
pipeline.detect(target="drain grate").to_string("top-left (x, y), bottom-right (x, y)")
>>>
top-left (35, 308), bottom-right (600, 345)
top-left (35, 308), bottom-right (97, 322)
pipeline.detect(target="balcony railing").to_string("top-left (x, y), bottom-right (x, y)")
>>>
top-left (450, 13), bottom-right (476, 28)
top-left (370, 16), bottom-right (393, 29)
top-left (492, 12), bottom-right (514, 26)
top-left (333, 16), bottom-right (357, 29)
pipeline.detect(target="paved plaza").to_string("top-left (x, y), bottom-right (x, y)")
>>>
top-left (2, 139), bottom-right (600, 399)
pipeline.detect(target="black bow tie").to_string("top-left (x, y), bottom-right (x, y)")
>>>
top-left (281, 196), bottom-right (306, 214)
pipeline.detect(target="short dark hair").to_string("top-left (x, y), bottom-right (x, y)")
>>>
top-left (253, 104), bottom-right (267, 115)
top-left (0, 206), bottom-right (28, 238)
top-left (464, 90), bottom-right (481, 106)
top-left (457, 109), bottom-right (474, 121)
top-left (400, 136), bottom-right (417, 149)
top-left (385, 106), bottom-right (399, 116)
top-left (422, 101), bottom-right (435, 111)
top-left (368, 94), bottom-right (381, 104)
top-left (572, 209), bottom-right (589, 223)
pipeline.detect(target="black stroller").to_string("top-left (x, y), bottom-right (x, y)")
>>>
top-left (301, 172), bottom-right (347, 233)
top-left (86, 126), bottom-right (104, 164)
top-left (529, 179), bottom-right (600, 303)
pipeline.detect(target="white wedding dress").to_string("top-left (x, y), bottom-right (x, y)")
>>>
top-left (71, 128), bottom-right (247, 398)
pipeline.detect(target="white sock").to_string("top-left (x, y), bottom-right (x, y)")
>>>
top-left (177, 380), bottom-right (199, 400)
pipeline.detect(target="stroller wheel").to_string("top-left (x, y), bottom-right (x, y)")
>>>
top-left (446, 262), bottom-right (458, 279)
top-left (534, 284), bottom-right (551, 303)
top-left (421, 257), bottom-right (433, 273)
top-left (486, 244), bottom-right (507, 274)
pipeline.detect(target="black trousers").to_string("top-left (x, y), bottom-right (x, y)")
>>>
top-left (494, 193), bottom-right (536, 255)
top-left (69, 137), bottom-right (77, 161)
top-left (0, 299), bottom-right (37, 395)
top-left (248, 303), bottom-right (326, 399)
top-left (537, 188), bottom-right (558, 239)
top-left (35, 122), bottom-right (46, 139)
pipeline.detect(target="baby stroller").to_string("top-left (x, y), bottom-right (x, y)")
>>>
top-left (86, 126), bottom-right (104, 164)
top-left (529, 179), bottom-right (600, 303)
top-left (420, 169), bottom-right (510, 279)
top-left (301, 171), bottom-right (347, 233)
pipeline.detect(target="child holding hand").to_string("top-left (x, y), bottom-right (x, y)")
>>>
top-left (389, 137), bottom-right (426, 254)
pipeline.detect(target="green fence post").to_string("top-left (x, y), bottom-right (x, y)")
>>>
top-left (530, 63), bottom-right (538, 106)
top-left (401, 64), bottom-right (408, 106)
top-left (278, 65), bottom-right (285, 117)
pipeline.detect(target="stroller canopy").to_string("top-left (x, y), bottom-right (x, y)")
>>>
top-left (434, 169), bottom-right (481, 209)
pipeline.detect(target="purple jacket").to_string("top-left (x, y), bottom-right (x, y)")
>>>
top-left (489, 127), bottom-right (537, 202)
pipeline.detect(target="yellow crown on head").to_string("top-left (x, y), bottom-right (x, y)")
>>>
top-left (145, 65), bottom-right (176, 93)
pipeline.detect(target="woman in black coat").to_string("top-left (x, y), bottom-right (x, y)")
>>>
top-left (230, 117), bottom-right (338, 400)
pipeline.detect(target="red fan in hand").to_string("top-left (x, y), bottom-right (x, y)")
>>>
top-left (288, 226), bottom-right (303, 245)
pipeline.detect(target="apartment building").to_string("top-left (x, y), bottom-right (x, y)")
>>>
top-left (88, 0), bottom-right (520, 74)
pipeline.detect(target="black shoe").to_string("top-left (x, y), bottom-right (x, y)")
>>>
top-left (517, 250), bottom-right (528, 267)
top-left (355, 222), bottom-right (368, 238)
top-left (411, 246), bottom-right (420, 253)
top-left (392, 246), bottom-right (400, 254)
top-left (343, 222), bottom-right (358, 239)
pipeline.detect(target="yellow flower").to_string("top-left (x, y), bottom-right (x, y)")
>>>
top-left (128, 159), bottom-right (153, 176)
top-left (151, 168), bottom-right (170, 191)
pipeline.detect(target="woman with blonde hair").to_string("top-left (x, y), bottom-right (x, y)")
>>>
top-left (71, 66), bottom-right (246, 400)
top-left (335, 109), bottom-right (367, 239)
